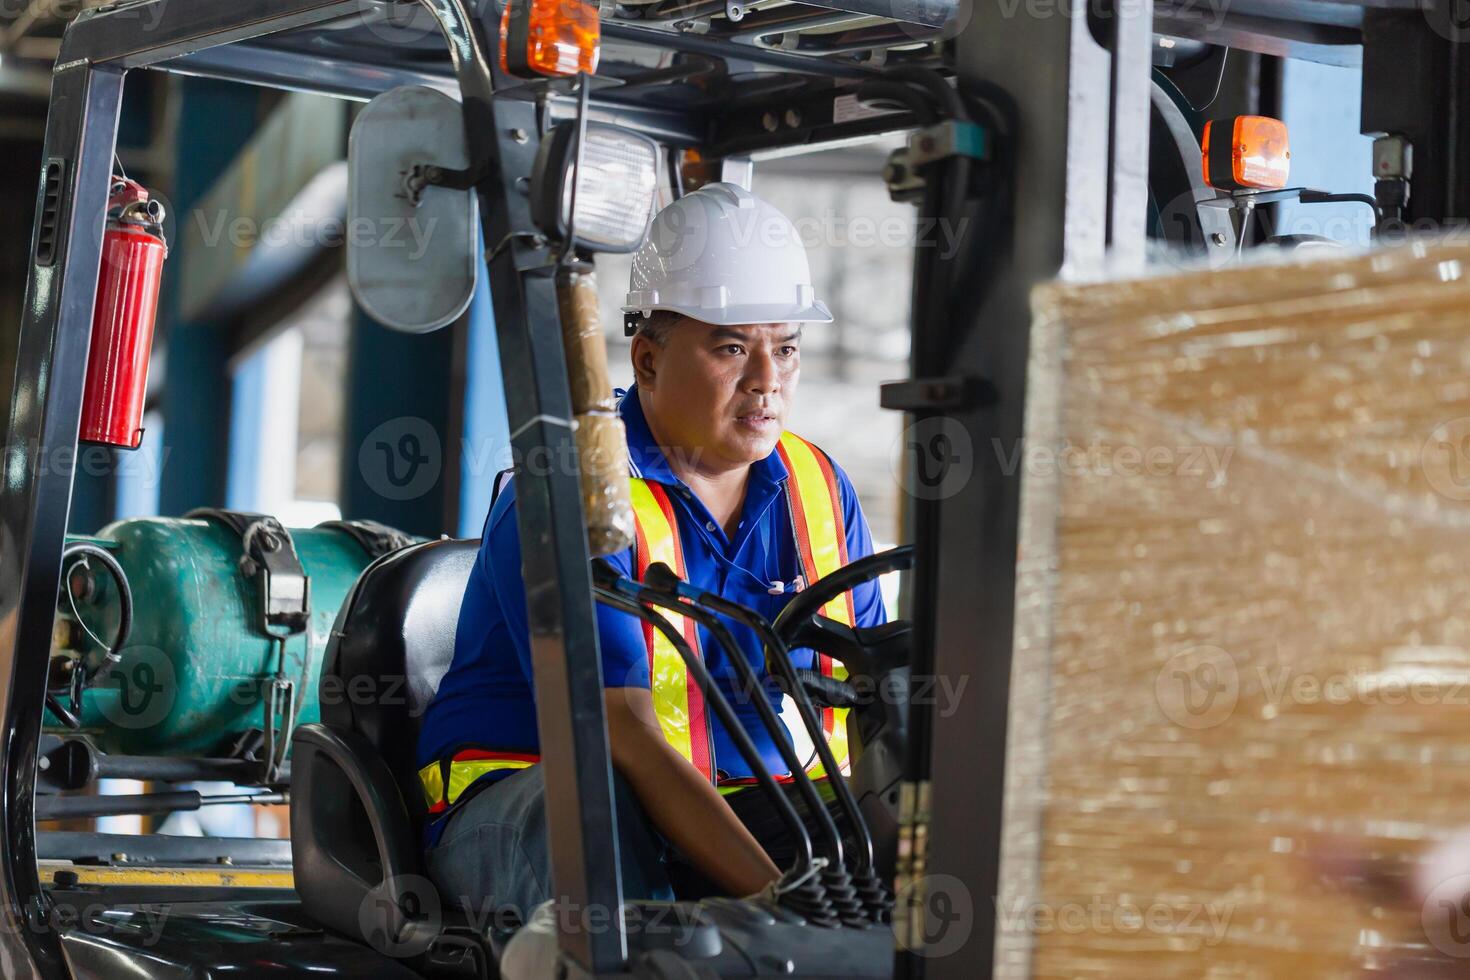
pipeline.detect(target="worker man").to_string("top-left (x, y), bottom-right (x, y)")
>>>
top-left (416, 182), bottom-right (886, 919)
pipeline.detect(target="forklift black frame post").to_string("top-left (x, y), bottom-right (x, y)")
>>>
top-left (0, 1), bottom-right (939, 976)
top-left (0, 0), bottom-right (1158, 975)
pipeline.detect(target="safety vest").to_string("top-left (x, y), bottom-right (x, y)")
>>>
top-left (419, 431), bottom-right (856, 815)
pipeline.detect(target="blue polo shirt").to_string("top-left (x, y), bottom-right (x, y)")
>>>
top-left (417, 385), bottom-right (886, 798)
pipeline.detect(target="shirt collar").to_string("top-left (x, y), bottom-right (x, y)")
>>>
top-left (618, 384), bottom-right (788, 490)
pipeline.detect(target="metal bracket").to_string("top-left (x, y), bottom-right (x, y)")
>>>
top-left (879, 376), bottom-right (992, 412)
top-left (883, 120), bottom-right (989, 201)
top-left (404, 159), bottom-right (490, 205)
top-left (186, 509), bottom-right (310, 637)
top-left (907, 120), bottom-right (988, 168)
top-left (1373, 134), bottom-right (1413, 181)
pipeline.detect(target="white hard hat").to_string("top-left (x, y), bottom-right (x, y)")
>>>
top-left (623, 182), bottom-right (833, 328)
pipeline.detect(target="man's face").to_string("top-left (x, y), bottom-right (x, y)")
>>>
top-left (634, 319), bottom-right (802, 471)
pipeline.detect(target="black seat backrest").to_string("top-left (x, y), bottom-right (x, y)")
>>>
top-left (319, 537), bottom-right (478, 825)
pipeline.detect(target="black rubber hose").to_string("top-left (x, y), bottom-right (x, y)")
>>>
top-left (642, 563), bottom-right (875, 876)
top-left (626, 585), bottom-right (848, 871)
top-left (886, 65), bottom-right (964, 121)
top-left (591, 585), bottom-right (817, 876)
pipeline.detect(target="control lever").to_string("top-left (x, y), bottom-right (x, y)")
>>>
top-left (782, 668), bottom-right (859, 710)
top-left (787, 617), bottom-right (912, 680)
top-left (641, 562), bottom-right (888, 925)
top-left (591, 563), bottom-right (838, 927)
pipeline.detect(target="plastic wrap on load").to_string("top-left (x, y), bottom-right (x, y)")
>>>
top-left (557, 266), bottom-right (635, 557)
top-left (1000, 241), bottom-right (1470, 979)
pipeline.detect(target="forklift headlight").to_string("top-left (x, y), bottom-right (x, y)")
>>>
top-left (530, 121), bottom-right (658, 254)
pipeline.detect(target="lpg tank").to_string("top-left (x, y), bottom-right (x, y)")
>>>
top-left (48, 516), bottom-right (413, 758)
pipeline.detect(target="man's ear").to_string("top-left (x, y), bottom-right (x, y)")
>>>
top-left (630, 333), bottom-right (660, 390)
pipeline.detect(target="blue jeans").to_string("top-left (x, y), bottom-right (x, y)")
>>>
top-left (424, 765), bottom-right (676, 923)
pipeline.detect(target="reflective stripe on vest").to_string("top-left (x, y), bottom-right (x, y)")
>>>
top-left (629, 478), bottom-right (716, 783)
top-left (630, 432), bottom-right (853, 785)
top-left (419, 748), bottom-right (539, 814)
top-left (775, 432), bottom-right (855, 779)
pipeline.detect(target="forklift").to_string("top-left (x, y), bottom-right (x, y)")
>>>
top-left (2, 0), bottom-right (1461, 977)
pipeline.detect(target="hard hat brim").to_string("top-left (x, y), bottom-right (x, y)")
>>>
top-left (622, 299), bottom-right (834, 327)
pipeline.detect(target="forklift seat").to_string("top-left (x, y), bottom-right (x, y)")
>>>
top-left (290, 538), bottom-right (483, 964)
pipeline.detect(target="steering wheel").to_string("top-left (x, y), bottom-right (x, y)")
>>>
top-left (772, 546), bottom-right (913, 688)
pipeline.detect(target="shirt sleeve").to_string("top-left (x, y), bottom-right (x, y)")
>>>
top-left (485, 484), bottom-right (650, 692)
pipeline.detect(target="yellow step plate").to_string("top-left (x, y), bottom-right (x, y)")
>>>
top-left (38, 860), bottom-right (295, 889)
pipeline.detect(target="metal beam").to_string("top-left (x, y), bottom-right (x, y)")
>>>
top-left (0, 62), bottom-right (126, 980)
top-left (897, 0), bottom-right (1149, 978)
top-left (56, 0), bottom-right (367, 69)
top-left (157, 40), bottom-right (461, 102)
top-left (602, 21), bottom-right (878, 78)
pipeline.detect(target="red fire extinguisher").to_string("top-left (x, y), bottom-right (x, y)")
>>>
top-left (79, 177), bottom-right (167, 450)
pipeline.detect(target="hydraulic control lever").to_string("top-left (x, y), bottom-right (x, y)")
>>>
top-left (640, 562), bottom-right (889, 925)
top-left (591, 564), bottom-right (839, 927)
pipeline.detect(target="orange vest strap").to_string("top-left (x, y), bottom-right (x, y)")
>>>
top-left (629, 478), bottom-right (714, 783)
top-left (775, 432), bottom-right (854, 778)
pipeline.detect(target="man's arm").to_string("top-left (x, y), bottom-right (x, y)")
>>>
top-left (605, 688), bottom-right (780, 896)
top-left (486, 490), bottom-right (779, 895)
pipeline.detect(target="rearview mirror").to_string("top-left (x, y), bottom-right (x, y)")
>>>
top-left (347, 86), bottom-right (479, 334)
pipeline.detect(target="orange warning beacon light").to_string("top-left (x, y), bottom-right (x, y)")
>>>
top-left (500, 0), bottom-right (600, 78)
top-left (1202, 115), bottom-right (1291, 191)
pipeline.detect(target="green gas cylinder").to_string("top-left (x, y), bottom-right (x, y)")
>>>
top-left (48, 516), bottom-right (412, 758)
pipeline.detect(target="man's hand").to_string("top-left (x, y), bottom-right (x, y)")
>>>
top-left (604, 688), bottom-right (780, 898)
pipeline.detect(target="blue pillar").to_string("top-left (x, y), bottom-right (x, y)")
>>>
top-left (340, 243), bottom-right (509, 539)
top-left (339, 311), bottom-right (458, 537)
top-left (155, 79), bottom-right (261, 517)
top-left (456, 257), bottom-right (511, 538)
